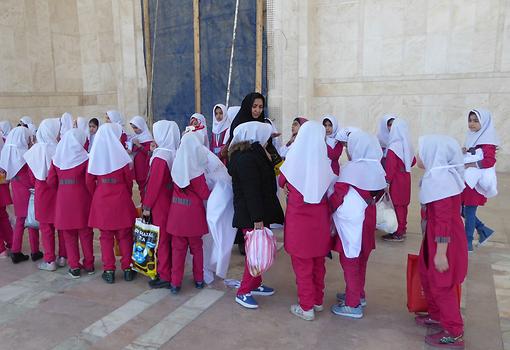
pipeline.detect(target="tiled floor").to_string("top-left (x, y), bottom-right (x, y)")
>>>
top-left (0, 171), bottom-right (508, 350)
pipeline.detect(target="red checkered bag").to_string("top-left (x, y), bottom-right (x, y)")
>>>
top-left (245, 227), bottom-right (277, 277)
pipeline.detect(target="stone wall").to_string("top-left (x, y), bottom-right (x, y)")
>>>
top-left (267, 0), bottom-right (510, 171)
top-left (0, 0), bottom-right (147, 125)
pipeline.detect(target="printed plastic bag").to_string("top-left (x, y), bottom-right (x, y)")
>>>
top-left (376, 193), bottom-right (398, 233)
top-left (245, 227), bottom-right (277, 277)
top-left (131, 218), bottom-right (160, 279)
top-left (25, 188), bottom-right (39, 229)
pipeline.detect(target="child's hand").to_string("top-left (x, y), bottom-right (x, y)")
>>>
top-left (434, 253), bottom-right (449, 272)
top-left (133, 139), bottom-right (141, 147)
top-left (464, 162), bottom-right (477, 168)
top-left (283, 184), bottom-right (289, 196)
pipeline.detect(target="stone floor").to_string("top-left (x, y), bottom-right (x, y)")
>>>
top-left (0, 171), bottom-right (508, 350)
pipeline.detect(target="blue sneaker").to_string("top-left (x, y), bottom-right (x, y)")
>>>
top-left (478, 227), bottom-right (495, 246)
top-left (235, 293), bottom-right (258, 309)
top-left (331, 303), bottom-right (363, 319)
top-left (336, 292), bottom-right (367, 307)
top-left (251, 285), bottom-right (275, 296)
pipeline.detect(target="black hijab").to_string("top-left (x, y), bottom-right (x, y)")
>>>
top-left (227, 92), bottom-right (266, 143)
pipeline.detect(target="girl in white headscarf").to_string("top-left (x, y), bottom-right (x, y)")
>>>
top-left (24, 119), bottom-right (67, 271)
top-left (382, 118), bottom-right (415, 242)
top-left (329, 130), bottom-right (386, 319)
top-left (87, 123), bottom-right (137, 284)
top-left (0, 121), bottom-right (12, 140)
top-left (461, 108), bottom-right (499, 251)
top-left (227, 122), bottom-right (284, 309)
top-left (0, 127), bottom-right (42, 263)
top-left (104, 110), bottom-right (128, 148)
top-left (87, 118), bottom-right (100, 152)
top-left (19, 116), bottom-right (37, 145)
top-left (189, 113), bottom-right (210, 149)
top-left (167, 132), bottom-right (210, 294)
top-left (142, 120), bottom-right (180, 289)
top-left (376, 114), bottom-right (397, 153)
top-left (415, 135), bottom-right (467, 348)
top-left (60, 112), bottom-right (73, 136)
top-left (321, 115), bottom-right (343, 175)
top-left (278, 121), bottom-right (336, 321)
top-left (211, 104), bottom-right (231, 163)
top-left (48, 128), bottom-right (94, 278)
top-left (0, 126), bottom-right (14, 258)
top-left (129, 116), bottom-right (153, 201)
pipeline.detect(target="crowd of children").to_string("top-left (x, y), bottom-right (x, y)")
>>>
top-left (0, 94), bottom-right (501, 349)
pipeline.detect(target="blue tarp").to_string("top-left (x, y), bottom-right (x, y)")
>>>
top-left (147, 0), bottom-right (266, 131)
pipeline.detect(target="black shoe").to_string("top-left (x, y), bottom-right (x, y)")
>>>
top-left (102, 270), bottom-right (115, 284)
top-left (31, 251), bottom-right (43, 262)
top-left (238, 243), bottom-right (246, 256)
top-left (195, 281), bottom-right (205, 289)
top-left (170, 285), bottom-right (181, 294)
top-left (11, 252), bottom-right (29, 264)
top-left (124, 268), bottom-right (136, 282)
top-left (148, 277), bottom-right (171, 289)
top-left (68, 268), bottom-right (81, 279)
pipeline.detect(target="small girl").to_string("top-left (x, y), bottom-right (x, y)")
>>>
top-left (330, 130), bottom-right (386, 319)
top-left (24, 118), bottom-right (67, 271)
top-left (143, 120), bottom-right (180, 289)
top-left (382, 118), bottom-right (415, 242)
top-left (0, 134), bottom-right (13, 258)
top-left (416, 135), bottom-right (467, 349)
top-left (105, 110), bottom-right (128, 148)
top-left (167, 132), bottom-right (210, 294)
top-left (87, 118), bottom-right (99, 152)
top-left (376, 114), bottom-right (397, 158)
top-left (0, 121), bottom-right (12, 138)
top-left (0, 127), bottom-right (42, 263)
top-left (49, 129), bottom-right (94, 278)
top-left (189, 113), bottom-right (209, 149)
top-left (211, 104), bottom-right (231, 163)
top-left (321, 115), bottom-right (343, 175)
top-left (280, 117), bottom-right (308, 158)
top-left (129, 116), bottom-right (153, 201)
top-left (87, 123), bottom-right (137, 283)
top-left (279, 121), bottom-right (336, 321)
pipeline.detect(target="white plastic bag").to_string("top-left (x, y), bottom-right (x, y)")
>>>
top-left (376, 193), bottom-right (397, 233)
top-left (25, 188), bottom-right (39, 229)
top-left (245, 227), bottom-right (277, 277)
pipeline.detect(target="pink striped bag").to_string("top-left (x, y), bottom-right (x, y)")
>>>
top-left (245, 227), bottom-right (277, 277)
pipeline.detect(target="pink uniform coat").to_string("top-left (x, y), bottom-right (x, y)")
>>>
top-left (279, 175), bottom-right (331, 258)
top-left (30, 175), bottom-right (56, 224)
top-left (47, 161), bottom-right (92, 230)
top-left (10, 164), bottom-right (34, 217)
top-left (385, 149), bottom-right (415, 206)
top-left (132, 141), bottom-right (151, 194)
top-left (462, 144), bottom-right (496, 206)
top-left (0, 183), bottom-right (12, 207)
top-left (87, 165), bottom-right (137, 230)
top-left (166, 174), bottom-right (210, 237)
top-left (210, 129), bottom-right (228, 165)
top-left (327, 142), bottom-right (343, 176)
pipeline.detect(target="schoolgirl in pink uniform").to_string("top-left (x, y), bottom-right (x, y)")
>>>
top-left (0, 126), bottom-right (41, 263)
top-left (87, 123), bottom-right (137, 284)
top-left (321, 115), bottom-right (343, 175)
top-left (105, 110), bottom-right (129, 148)
top-left (278, 121), bottom-right (336, 321)
top-left (143, 120), bottom-right (180, 289)
top-left (24, 118), bottom-right (67, 270)
top-left (48, 128), bottom-right (94, 278)
top-left (416, 135), bottom-right (468, 349)
top-left (211, 104), bottom-right (231, 164)
top-left (129, 116), bottom-right (153, 201)
top-left (0, 132), bottom-right (13, 258)
top-left (167, 132), bottom-right (210, 294)
top-left (189, 113), bottom-right (210, 149)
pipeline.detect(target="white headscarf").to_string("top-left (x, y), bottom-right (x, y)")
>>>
top-left (0, 126), bottom-right (31, 180)
top-left (335, 126), bottom-right (362, 143)
top-left (465, 108), bottom-right (500, 148)
top-left (227, 106), bottom-right (241, 121)
top-left (419, 135), bottom-right (465, 204)
top-left (387, 118), bottom-right (414, 172)
top-left (0, 121), bottom-right (12, 138)
top-left (229, 121), bottom-right (273, 148)
top-left (23, 118), bottom-right (60, 180)
top-left (171, 132), bottom-right (208, 188)
top-left (190, 113), bottom-right (209, 148)
top-left (20, 116), bottom-right (36, 138)
top-left (20, 116), bottom-right (33, 126)
top-left (106, 110), bottom-right (125, 128)
top-left (53, 128), bottom-right (88, 170)
top-left (280, 121), bottom-right (336, 204)
top-left (76, 117), bottom-right (89, 136)
top-left (377, 114), bottom-right (396, 149)
top-left (212, 104), bottom-right (231, 135)
top-left (60, 112), bottom-right (73, 136)
top-left (129, 116), bottom-right (153, 143)
top-left (321, 115), bottom-right (339, 148)
top-left (88, 123), bottom-right (132, 175)
top-left (151, 120), bottom-right (180, 170)
top-left (338, 130), bottom-right (387, 191)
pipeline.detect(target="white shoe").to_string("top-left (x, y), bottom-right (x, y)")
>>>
top-left (38, 261), bottom-right (57, 271)
top-left (56, 257), bottom-right (67, 268)
top-left (313, 304), bottom-right (324, 312)
top-left (290, 304), bottom-right (315, 321)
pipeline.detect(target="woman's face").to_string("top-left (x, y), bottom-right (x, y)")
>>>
top-left (130, 123), bottom-right (142, 134)
top-left (89, 122), bottom-right (98, 135)
top-left (104, 113), bottom-right (111, 123)
top-left (251, 98), bottom-right (264, 119)
top-left (291, 120), bottom-right (301, 136)
top-left (468, 113), bottom-right (481, 132)
top-left (214, 107), bottom-right (224, 122)
top-left (387, 118), bottom-right (394, 131)
top-left (323, 119), bottom-right (333, 136)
